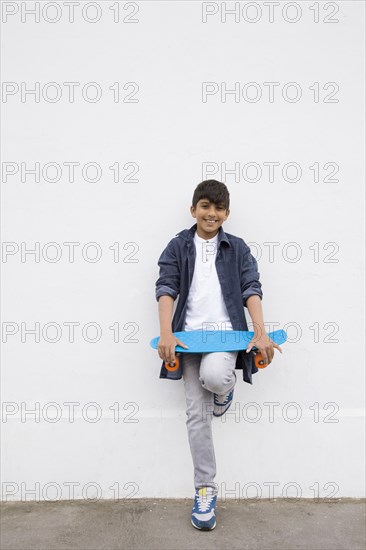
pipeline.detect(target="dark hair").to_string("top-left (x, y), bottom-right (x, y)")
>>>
top-left (192, 180), bottom-right (230, 210)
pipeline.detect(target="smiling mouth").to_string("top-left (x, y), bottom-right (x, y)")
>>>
top-left (204, 219), bottom-right (217, 224)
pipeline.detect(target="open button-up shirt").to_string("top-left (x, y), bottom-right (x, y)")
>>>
top-left (155, 223), bottom-right (263, 384)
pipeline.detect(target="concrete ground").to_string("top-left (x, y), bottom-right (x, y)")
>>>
top-left (1, 498), bottom-right (365, 550)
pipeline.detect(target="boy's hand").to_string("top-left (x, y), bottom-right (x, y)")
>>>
top-left (246, 334), bottom-right (283, 366)
top-left (157, 332), bottom-right (189, 366)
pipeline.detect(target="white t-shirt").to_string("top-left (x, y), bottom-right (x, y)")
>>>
top-left (184, 231), bottom-right (233, 331)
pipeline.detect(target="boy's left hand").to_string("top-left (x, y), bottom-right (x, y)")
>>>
top-left (246, 334), bottom-right (283, 366)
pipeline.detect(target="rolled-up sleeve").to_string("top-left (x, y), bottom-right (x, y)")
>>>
top-left (155, 240), bottom-right (180, 302)
top-left (240, 241), bottom-right (263, 307)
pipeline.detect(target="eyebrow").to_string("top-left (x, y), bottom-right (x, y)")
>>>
top-left (200, 201), bottom-right (225, 207)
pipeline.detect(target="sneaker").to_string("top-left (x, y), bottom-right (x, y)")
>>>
top-left (191, 487), bottom-right (217, 530)
top-left (213, 373), bottom-right (236, 417)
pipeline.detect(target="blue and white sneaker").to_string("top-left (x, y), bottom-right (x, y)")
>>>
top-left (191, 487), bottom-right (217, 530)
top-left (213, 372), bottom-right (236, 417)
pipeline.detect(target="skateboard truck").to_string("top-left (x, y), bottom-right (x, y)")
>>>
top-left (165, 350), bottom-right (268, 371)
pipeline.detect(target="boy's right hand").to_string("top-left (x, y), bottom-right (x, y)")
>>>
top-left (157, 332), bottom-right (188, 366)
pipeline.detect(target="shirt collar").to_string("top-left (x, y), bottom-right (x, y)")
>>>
top-left (176, 223), bottom-right (231, 247)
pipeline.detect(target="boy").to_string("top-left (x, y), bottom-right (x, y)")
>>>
top-left (155, 180), bottom-right (282, 530)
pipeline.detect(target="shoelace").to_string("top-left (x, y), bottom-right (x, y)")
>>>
top-left (214, 389), bottom-right (232, 405)
top-left (196, 490), bottom-right (215, 512)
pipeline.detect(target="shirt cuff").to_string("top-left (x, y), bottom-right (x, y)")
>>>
top-left (156, 286), bottom-right (178, 301)
top-left (242, 290), bottom-right (263, 307)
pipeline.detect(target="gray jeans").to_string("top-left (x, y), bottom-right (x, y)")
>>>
top-left (182, 351), bottom-right (238, 496)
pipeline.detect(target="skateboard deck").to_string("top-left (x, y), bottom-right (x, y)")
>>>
top-left (150, 329), bottom-right (287, 371)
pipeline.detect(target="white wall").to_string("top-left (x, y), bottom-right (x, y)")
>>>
top-left (1, 1), bottom-right (365, 501)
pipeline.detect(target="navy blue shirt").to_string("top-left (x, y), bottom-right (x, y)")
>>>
top-left (155, 223), bottom-right (263, 384)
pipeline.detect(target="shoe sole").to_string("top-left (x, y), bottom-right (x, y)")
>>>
top-left (213, 380), bottom-right (236, 417)
top-left (191, 518), bottom-right (216, 530)
top-left (213, 398), bottom-right (233, 417)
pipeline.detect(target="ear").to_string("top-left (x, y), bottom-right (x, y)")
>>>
top-left (225, 209), bottom-right (230, 220)
top-left (190, 206), bottom-right (196, 218)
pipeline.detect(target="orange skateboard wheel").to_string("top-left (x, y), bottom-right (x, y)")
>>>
top-left (165, 354), bottom-right (180, 372)
top-left (254, 352), bottom-right (267, 369)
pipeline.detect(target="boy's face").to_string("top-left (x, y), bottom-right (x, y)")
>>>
top-left (190, 199), bottom-right (229, 239)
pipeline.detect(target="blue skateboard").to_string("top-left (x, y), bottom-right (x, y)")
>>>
top-left (150, 329), bottom-right (287, 372)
